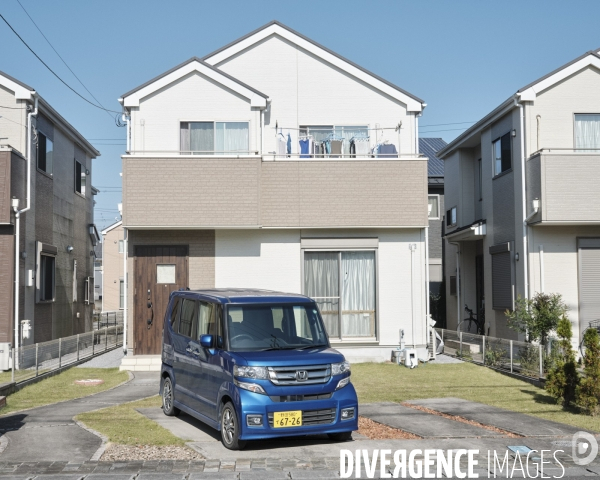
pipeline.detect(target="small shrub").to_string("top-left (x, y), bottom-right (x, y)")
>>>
top-left (505, 292), bottom-right (567, 345)
top-left (485, 340), bottom-right (506, 367)
top-left (545, 317), bottom-right (579, 408)
top-left (576, 328), bottom-right (600, 415)
top-left (518, 344), bottom-right (540, 378)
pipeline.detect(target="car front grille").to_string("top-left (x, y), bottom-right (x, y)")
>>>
top-left (267, 408), bottom-right (337, 427)
top-left (267, 365), bottom-right (331, 385)
top-left (269, 393), bottom-right (332, 402)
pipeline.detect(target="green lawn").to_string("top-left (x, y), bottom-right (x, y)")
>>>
top-left (76, 396), bottom-right (186, 446)
top-left (352, 362), bottom-right (600, 432)
top-left (0, 367), bottom-right (129, 415)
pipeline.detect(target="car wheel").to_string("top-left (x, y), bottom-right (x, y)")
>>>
top-left (220, 401), bottom-right (247, 450)
top-left (328, 431), bottom-right (353, 442)
top-left (162, 377), bottom-right (180, 417)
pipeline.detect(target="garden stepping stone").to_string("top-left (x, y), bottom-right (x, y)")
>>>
top-left (404, 398), bottom-right (584, 437)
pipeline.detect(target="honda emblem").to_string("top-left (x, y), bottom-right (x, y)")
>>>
top-left (296, 370), bottom-right (308, 382)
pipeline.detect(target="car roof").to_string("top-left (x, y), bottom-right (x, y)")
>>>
top-left (173, 288), bottom-right (314, 305)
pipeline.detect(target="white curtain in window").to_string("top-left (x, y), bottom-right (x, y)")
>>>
top-left (304, 252), bottom-right (339, 337)
top-left (575, 114), bottom-right (600, 151)
top-left (190, 122), bottom-right (214, 153)
top-left (216, 122), bottom-right (249, 154)
top-left (341, 251), bottom-right (375, 337)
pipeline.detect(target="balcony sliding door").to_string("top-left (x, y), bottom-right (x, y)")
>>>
top-left (181, 121), bottom-right (249, 154)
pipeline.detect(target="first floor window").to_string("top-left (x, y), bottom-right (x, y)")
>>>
top-left (37, 132), bottom-right (53, 174)
top-left (40, 254), bottom-right (55, 301)
top-left (446, 206), bottom-right (457, 227)
top-left (575, 114), bottom-right (600, 151)
top-left (493, 133), bottom-right (512, 176)
top-left (119, 279), bottom-right (124, 309)
top-left (180, 121), bottom-right (249, 154)
top-left (304, 251), bottom-right (376, 339)
top-left (118, 240), bottom-right (124, 253)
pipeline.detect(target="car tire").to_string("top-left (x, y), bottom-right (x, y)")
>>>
top-left (328, 431), bottom-right (353, 442)
top-left (220, 401), bottom-right (247, 450)
top-left (162, 376), bottom-right (180, 417)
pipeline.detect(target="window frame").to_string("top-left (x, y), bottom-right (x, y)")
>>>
top-left (119, 278), bottom-right (125, 310)
top-left (74, 159), bottom-right (86, 197)
top-left (180, 120), bottom-right (250, 155)
top-left (573, 113), bottom-right (600, 151)
top-left (428, 194), bottom-right (440, 220)
top-left (36, 130), bottom-right (54, 176)
top-left (492, 132), bottom-right (512, 177)
top-left (39, 254), bottom-right (56, 302)
top-left (446, 206), bottom-right (457, 227)
top-left (118, 240), bottom-right (124, 254)
top-left (301, 248), bottom-right (378, 342)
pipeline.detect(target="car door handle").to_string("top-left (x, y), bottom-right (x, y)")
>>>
top-left (186, 347), bottom-right (200, 356)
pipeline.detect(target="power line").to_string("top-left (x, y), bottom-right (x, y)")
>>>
top-left (0, 115), bottom-right (26, 127)
top-left (0, 12), bottom-right (122, 115)
top-left (0, 105), bottom-right (26, 110)
top-left (420, 127), bottom-right (470, 133)
top-left (15, 0), bottom-right (116, 122)
top-left (419, 121), bottom-right (476, 128)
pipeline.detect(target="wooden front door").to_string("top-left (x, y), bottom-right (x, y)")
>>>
top-left (134, 245), bottom-right (188, 355)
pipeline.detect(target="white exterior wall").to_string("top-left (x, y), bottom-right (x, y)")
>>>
top-left (215, 228), bottom-right (427, 362)
top-left (526, 66), bottom-right (600, 154)
top-left (0, 85), bottom-right (28, 154)
top-left (131, 72), bottom-right (259, 153)
top-left (214, 35), bottom-right (415, 155)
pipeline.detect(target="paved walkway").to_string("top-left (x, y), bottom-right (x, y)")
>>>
top-left (0, 372), bottom-right (159, 463)
top-left (76, 348), bottom-right (124, 369)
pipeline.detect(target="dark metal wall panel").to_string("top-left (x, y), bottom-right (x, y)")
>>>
top-left (491, 251), bottom-right (512, 310)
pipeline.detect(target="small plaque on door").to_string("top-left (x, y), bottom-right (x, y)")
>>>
top-left (157, 264), bottom-right (176, 284)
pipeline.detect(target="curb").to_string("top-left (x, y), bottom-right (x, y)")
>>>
top-left (74, 419), bottom-right (109, 461)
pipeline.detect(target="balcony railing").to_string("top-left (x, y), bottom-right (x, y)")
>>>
top-left (124, 150), bottom-right (424, 161)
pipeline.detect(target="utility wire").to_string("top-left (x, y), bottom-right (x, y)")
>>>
top-left (0, 12), bottom-right (122, 115)
top-left (419, 121), bottom-right (476, 128)
top-left (420, 127), bottom-right (470, 133)
top-left (0, 105), bottom-right (26, 110)
top-left (15, 0), bottom-right (116, 122)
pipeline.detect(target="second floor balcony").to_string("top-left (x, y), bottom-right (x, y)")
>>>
top-left (527, 150), bottom-right (600, 224)
top-left (122, 153), bottom-right (428, 230)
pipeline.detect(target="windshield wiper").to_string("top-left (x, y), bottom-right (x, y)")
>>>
top-left (296, 344), bottom-right (328, 350)
top-left (260, 346), bottom-right (299, 351)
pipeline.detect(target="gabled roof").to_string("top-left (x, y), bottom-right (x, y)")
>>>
top-left (202, 21), bottom-right (425, 112)
top-left (101, 220), bottom-right (122, 235)
top-left (437, 49), bottom-right (600, 158)
top-left (0, 69), bottom-right (100, 157)
top-left (419, 138), bottom-right (446, 177)
top-left (119, 57), bottom-right (268, 108)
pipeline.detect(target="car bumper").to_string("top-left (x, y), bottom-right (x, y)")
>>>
top-left (236, 383), bottom-right (359, 440)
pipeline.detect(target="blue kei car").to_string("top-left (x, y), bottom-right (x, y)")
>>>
top-left (160, 288), bottom-right (358, 450)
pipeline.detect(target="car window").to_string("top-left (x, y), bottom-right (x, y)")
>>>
top-left (197, 301), bottom-right (214, 337)
top-left (178, 299), bottom-right (196, 338)
top-left (169, 297), bottom-right (181, 330)
top-left (293, 306), bottom-right (313, 340)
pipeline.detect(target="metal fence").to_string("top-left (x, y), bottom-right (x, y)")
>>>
top-left (11, 325), bottom-right (123, 384)
top-left (436, 328), bottom-right (555, 379)
top-left (93, 311), bottom-right (124, 330)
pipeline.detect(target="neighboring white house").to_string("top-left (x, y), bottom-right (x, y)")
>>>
top-left (118, 21), bottom-right (431, 369)
top-left (438, 49), bottom-right (600, 348)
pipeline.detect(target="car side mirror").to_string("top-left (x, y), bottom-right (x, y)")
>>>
top-left (200, 334), bottom-right (213, 348)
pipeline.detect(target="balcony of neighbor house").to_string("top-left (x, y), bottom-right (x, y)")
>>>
top-left (527, 150), bottom-right (600, 224)
top-left (121, 129), bottom-right (428, 230)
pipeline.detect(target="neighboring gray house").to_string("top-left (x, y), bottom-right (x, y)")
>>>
top-left (0, 70), bottom-right (100, 358)
top-left (118, 21), bottom-right (430, 369)
top-left (438, 49), bottom-right (600, 345)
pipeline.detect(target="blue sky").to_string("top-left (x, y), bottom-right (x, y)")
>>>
top-left (1, 0), bottom-right (599, 230)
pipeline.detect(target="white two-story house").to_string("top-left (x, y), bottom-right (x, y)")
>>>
top-left (438, 49), bottom-right (600, 347)
top-left (118, 21), bottom-right (430, 369)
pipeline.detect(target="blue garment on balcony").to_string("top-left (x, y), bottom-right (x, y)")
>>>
top-left (287, 133), bottom-right (292, 155)
top-left (299, 138), bottom-right (310, 158)
top-left (377, 143), bottom-right (398, 158)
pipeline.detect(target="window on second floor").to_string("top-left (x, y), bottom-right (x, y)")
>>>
top-left (428, 195), bottom-right (439, 219)
top-left (37, 132), bottom-right (53, 175)
top-left (446, 206), bottom-right (457, 227)
top-left (493, 133), bottom-right (511, 176)
top-left (574, 114), bottom-right (600, 151)
top-left (180, 121), bottom-right (249, 155)
top-left (75, 160), bottom-right (86, 196)
top-left (118, 240), bottom-right (124, 254)
top-left (478, 158), bottom-right (483, 200)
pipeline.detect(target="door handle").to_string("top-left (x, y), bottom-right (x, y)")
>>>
top-left (186, 346), bottom-right (200, 356)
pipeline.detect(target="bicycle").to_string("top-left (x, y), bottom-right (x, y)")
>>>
top-left (457, 304), bottom-right (485, 335)
top-left (578, 319), bottom-right (600, 357)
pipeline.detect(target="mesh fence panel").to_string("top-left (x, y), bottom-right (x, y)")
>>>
top-left (13, 344), bottom-right (37, 383)
top-left (78, 332), bottom-right (95, 360)
top-left (513, 341), bottom-right (541, 378)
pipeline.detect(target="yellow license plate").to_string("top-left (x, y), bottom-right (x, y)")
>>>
top-left (273, 410), bottom-right (302, 428)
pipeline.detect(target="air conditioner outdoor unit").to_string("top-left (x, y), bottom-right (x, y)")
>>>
top-left (0, 342), bottom-right (12, 371)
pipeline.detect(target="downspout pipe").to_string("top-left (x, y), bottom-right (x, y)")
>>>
top-left (14, 94), bottom-right (38, 364)
top-left (514, 97), bottom-right (530, 300)
top-left (123, 227), bottom-right (128, 354)
top-left (122, 113), bottom-right (130, 153)
top-left (448, 241), bottom-right (460, 330)
top-left (425, 226), bottom-right (432, 358)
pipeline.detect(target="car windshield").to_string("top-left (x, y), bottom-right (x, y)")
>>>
top-left (226, 303), bottom-right (329, 351)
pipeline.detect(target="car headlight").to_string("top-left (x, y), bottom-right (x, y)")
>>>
top-left (234, 379), bottom-right (266, 395)
top-left (331, 361), bottom-right (351, 375)
top-left (233, 365), bottom-right (268, 379)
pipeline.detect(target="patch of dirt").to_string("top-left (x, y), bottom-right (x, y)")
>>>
top-left (101, 443), bottom-right (203, 461)
top-left (358, 416), bottom-right (421, 440)
top-left (401, 403), bottom-right (522, 438)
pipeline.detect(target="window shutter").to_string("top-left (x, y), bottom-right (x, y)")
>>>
top-left (579, 246), bottom-right (600, 333)
top-left (491, 251), bottom-right (512, 309)
top-left (449, 276), bottom-right (457, 296)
